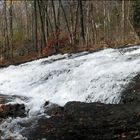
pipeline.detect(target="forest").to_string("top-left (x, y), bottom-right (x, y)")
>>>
top-left (0, 0), bottom-right (140, 66)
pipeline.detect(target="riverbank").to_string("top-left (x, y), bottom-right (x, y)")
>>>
top-left (1, 43), bottom-right (140, 68)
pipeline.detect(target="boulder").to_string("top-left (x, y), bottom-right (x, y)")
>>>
top-left (25, 101), bottom-right (140, 140)
top-left (120, 74), bottom-right (140, 104)
top-left (0, 103), bottom-right (26, 118)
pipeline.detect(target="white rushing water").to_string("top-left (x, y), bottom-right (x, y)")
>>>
top-left (1, 46), bottom-right (140, 139)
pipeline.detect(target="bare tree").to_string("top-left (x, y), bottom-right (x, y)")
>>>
top-left (59, 0), bottom-right (72, 43)
top-left (9, 0), bottom-right (13, 59)
top-left (34, 0), bottom-right (38, 53)
top-left (4, 0), bottom-right (10, 59)
top-left (37, 0), bottom-right (46, 55)
top-left (79, 0), bottom-right (85, 43)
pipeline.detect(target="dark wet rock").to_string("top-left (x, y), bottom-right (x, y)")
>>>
top-left (0, 103), bottom-right (26, 118)
top-left (47, 106), bottom-right (64, 117)
top-left (118, 46), bottom-right (139, 54)
top-left (0, 94), bottom-right (14, 104)
top-left (0, 94), bottom-right (30, 104)
top-left (41, 57), bottom-right (66, 65)
top-left (120, 74), bottom-right (140, 104)
top-left (44, 101), bottom-right (50, 107)
top-left (0, 94), bottom-right (27, 120)
top-left (25, 101), bottom-right (140, 140)
top-left (44, 102), bottom-right (61, 115)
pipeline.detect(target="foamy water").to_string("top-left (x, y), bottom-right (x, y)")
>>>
top-left (0, 46), bottom-right (140, 139)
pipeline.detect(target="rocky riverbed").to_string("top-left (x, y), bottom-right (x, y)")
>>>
top-left (26, 101), bottom-right (140, 140)
top-left (0, 95), bottom-right (26, 119)
top-left (25, 75), bottom-right (140, 140)
top-left (1, 74), bottom-right (140, 139)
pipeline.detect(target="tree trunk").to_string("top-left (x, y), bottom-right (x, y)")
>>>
top-left (34, 0), bottom-right (38, 53)
top-left (121, 0), bottom-right (125, 43)
top-left (59, 0), bottom-right (72, 44)
top-left (74, 1), bottom-right (79, 44)
top-left (79, 0), bottom-right (85, 43)
top-left (52, 0), bottom-right (59, 53)
top-left (4, 0), bottom-right (10, 59)
top-left (9, 0), bottom-right (13, 59)
top-left (37, 0), bottom-right (46, 55)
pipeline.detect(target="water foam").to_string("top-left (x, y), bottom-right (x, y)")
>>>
top-left (0, 46), bottom-right (140, 139)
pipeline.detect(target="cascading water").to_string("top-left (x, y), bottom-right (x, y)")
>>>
top-left (0, 46), bottom-right (140, 139)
